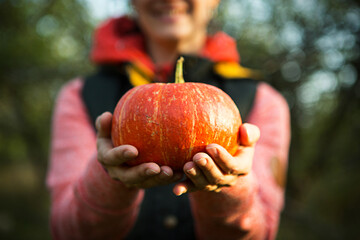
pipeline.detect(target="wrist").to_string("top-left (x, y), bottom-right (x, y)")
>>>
top-left (189, 171), bottom-right (259, 216)
top-left (76, 153), bottom-right (143, 214)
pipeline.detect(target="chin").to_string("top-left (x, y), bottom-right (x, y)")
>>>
top-left (154, 27), bottom-right (193, 42)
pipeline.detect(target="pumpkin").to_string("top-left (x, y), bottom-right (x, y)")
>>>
top-left (111, 57), bottom-right (241, 170)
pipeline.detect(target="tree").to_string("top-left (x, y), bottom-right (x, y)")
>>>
top-left (0, 1), bottom-right (93, 239)
top-left (0, 0), bottom-right (359, 239)
top-left (215, 0), bottom-right (360, 239)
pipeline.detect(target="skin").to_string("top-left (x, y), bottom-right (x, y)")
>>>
top-left (97, 112), bottom-right (183, 189)
top-left (96, 0), bottom-right (261, 195)
top-left (97, 112), bottom-right (260, 195)
top-left (132, 0), bottom-right (220, 64)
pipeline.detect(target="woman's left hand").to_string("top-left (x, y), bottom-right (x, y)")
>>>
top-left (173, 123), bottom-right (260, 196)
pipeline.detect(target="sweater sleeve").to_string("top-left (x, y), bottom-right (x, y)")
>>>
top-left (189, 82), bottom-right (291, 240)
top-left (46, 79), bottom-right (144, 240)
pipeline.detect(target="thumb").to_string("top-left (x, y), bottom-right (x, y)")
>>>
top-left (240, 123), bottom-right (260, 147)
top-left (96, 112), bottom-right (113, 138)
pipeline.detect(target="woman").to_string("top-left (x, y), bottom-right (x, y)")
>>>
top-left (47, 0), bottom-right (291, 239)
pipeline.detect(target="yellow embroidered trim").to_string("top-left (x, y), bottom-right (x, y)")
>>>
top-left (126, 63), bottom-right (153, 87)
top-left (214, 62), bottom-right (262, 80)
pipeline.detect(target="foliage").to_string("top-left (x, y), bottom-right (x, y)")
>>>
top-left (0, 0), bottom-right (93, 239)
top-left (214, 0), bottom-right (360, 239)
top-left (0, 0), bottom-right (359, 239)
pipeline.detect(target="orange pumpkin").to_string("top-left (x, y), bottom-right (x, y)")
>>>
top-left (111, 58), bottom-right (241, 170)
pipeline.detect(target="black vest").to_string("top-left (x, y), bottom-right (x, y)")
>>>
top-left (82, 56), bottom-right (259, 239)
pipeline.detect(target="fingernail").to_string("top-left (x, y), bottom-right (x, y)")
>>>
top-left (162, 170), bottom-right (171, 177)
top-left (195, 158), bottom-right (207, 167)
top-left (245, 128), bottom-right (254, 143)
top-left (186, 167), bottom-right (196, 175)
top-left (207, 147), bottom-right (218, 157)
top-left (146, 169), bottom-right (159, 176)
top-left (240, 215), bottom-right (252, 230)
top-left (177, 191), bottom-right (184, 196)
top-left (175, 186), bottom-right (187, 196)
top-left (246, 125), bottom-right (260, 144)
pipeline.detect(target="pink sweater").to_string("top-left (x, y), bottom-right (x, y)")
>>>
top-left (47, 78), bottom-right (290, 240)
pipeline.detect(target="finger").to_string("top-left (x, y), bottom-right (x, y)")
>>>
top-left (172, 180), bottom-right (218, 196)
top-left (111, 162), bottom-right (161, 185)
top-left (240, 123), bottom-right (260, 147)
top-left (192, 152), bottom-right (226, 185)
top-left (153, 166), bottom-right (184, 184)
top-left (153, 166), bottom-right (176, 182)
top-left (173, 181), bottom-right (193, 196)
top-left (97, 136), bottom-right (114, 161)
top-left (184, 162), bottom-right (210, 189)
top-left (206, 144), bottom-right (253, 175)
top-left (96, 112), bottom-right (113, 138)
top-left (99, 144), bottom-right (138, 166)
top-left (110, 164), bottom-right (183, 189)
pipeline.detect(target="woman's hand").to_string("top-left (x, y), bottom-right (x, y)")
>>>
top-left (173, 123), bottom-right (260, 196)
top-left (96, 112), bottom-right (183, 189)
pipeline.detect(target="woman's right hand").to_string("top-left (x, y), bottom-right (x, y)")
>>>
top-left (96, 112), bottom-right (183, 189)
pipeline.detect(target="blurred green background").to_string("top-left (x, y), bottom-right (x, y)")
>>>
top-left (0, 0), bottom-right (359, 239)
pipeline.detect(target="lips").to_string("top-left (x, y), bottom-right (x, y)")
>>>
top-left (161, 9), bottom-right (186, 17)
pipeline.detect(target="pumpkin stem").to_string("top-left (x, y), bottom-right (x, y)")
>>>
top-left (175, 57), bottom-right (185, 84)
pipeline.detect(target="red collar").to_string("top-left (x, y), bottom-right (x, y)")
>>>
top-left (91, 16), bottom-right (240, 72)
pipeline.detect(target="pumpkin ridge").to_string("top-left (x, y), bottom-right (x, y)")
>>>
top-left (213, 90), bottom-right (219, 142)
top-left (156, 85), bottom-right (167, 166)
top-left (118, 86), bottom-right (142, 144)
top-left (186, 84), bottom-right (198, 162)
top-left (111, 75), bottom-right (242, 169)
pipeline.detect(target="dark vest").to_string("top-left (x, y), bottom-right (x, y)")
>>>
top-left (82, 56), bottom-right (259, 239)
